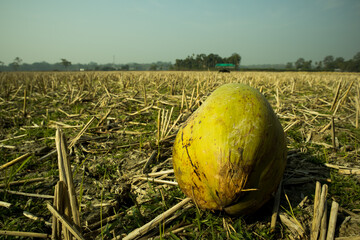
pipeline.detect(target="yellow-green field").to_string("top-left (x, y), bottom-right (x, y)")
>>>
top-left (0, 71), bottom-right (359, 239)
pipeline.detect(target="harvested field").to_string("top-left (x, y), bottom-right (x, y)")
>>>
top-left (0, 71), bottom-right (359, 239)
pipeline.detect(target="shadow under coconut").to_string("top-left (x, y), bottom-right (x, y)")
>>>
top-left (241, 148), bottom-right (331, 227)
top-left (282, 149), bottom-right (331, 207)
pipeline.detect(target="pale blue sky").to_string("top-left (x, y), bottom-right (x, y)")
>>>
top-left (1, 0), bottom-right (359, 65)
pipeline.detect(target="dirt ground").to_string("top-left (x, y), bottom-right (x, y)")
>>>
top-left (0, 71), bottom-right (359, 239)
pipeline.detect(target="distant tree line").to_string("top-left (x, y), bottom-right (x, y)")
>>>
top-left (0, 58), bottom-right (173, 72)
top-left (173, 53), bottom-right (241, 70)
top-left (286, 52), bottom-right (360, 72)
top-left (1, 52), bottom-right (359, 72)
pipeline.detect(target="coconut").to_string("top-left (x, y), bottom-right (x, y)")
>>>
top-left (172, 83), bottom-right (287, 215)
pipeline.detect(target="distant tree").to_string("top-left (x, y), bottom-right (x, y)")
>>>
top-left (353, 52), bottom-right (360, 62)
top-left (149, 64), bottom-right (158, 71)
top-left (11, 57), bottom-right (22, 71)
top-left (196, 54), bottom-right (207, 69)
top-left (30, 61), bottom-right (52, 71)
top-left (183, 55), bottom-right (195, 69)
top-left (303, 60), bottom-right (312, 70)
top-left (174, 59), bottom-right (183, 70)
top-left (285, 62), bottom-right (293, 69)
top-left (295, 58), bottom-right (305, 70)
top-left (101, 65), bottom-right (116, 71)
top-left (206, 53), bottom-right (223, 69)
top-left (314, 61), bottom-right (322, 70)
top-left (347, 52), bottom-right (360, 72)
top-left (173, 53), bottom-right (240, 70)
top-left (88, 61), bottom-right (98, 70)
top-left (226, 53), bottom-right (241, 69)
top-left (323, 55), bottom-right (335, 70)
top-left (121, 64), bottom-right (129, 71)
top-left (61, 58), bottom-right (72, 70)
top-left (334, 57), bottom-right (345, 70)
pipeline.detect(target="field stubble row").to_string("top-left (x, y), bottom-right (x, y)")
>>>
top-left (0, 71), bottom-right (359, 239)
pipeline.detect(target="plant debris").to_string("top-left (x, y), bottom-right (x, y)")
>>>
top-left (0, 71), bottom-right (359, 239)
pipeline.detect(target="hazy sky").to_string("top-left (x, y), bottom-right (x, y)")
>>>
top-left (1, 0), bottom-right (359, 65)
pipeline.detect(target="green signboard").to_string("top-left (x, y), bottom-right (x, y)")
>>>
top-left (215, 63), bottom-right (235, 68)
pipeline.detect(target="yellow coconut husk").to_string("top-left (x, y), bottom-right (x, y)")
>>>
top-left (172, 83), bottom-right (287, 215)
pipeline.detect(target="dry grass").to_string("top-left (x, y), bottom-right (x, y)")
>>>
top-left (0, 71), bottom-right (359, 239)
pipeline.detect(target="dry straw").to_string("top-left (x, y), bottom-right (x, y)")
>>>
top-left (1, 71), bottom-right (359, 239)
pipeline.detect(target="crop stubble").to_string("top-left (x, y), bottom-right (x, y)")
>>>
top-left (0, 71), bottom-right (359, 239)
